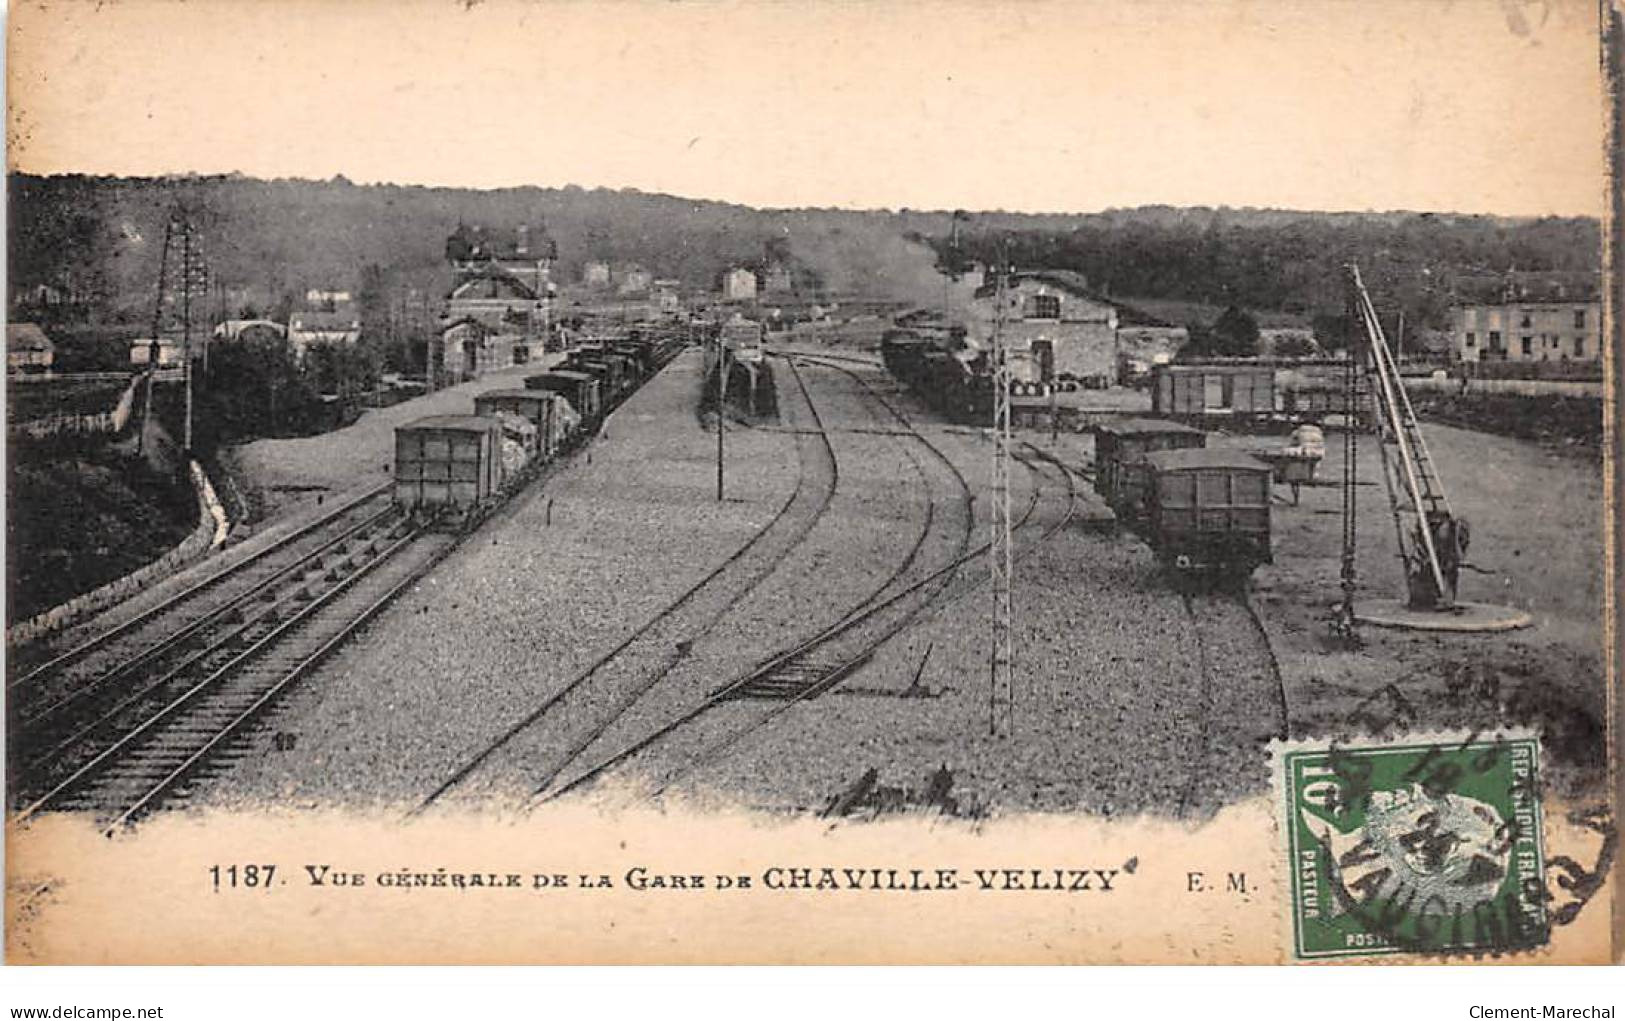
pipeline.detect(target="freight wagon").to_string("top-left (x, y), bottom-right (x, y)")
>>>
top-left (394, 415), bottom-right (506, 513)
top-left (474, 390), bottom-right (559, 457)
top-left (1140, 448), bottom-right (1272, 575)
top-left (1151, 364), bottom-right (1276, 423)
top-left (563, 355), bottom-right (624, 400)
top-left (1093, 418), bottom-right (1207, 522)
top-left (526, 370), bottom-right (601, 424)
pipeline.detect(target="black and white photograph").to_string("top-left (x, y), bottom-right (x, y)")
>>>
top-left (3, 0), bottom-right (1618, 972)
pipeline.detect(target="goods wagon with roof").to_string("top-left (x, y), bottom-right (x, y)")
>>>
top-left (1140, 448), bottom-right (1272, 575)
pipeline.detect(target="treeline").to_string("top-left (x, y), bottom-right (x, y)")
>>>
top-left (7, 173), bottom-right (834, 327)
top-left (9, 172), bottom-right (1601, 348)
top-left (923, 209), bottom-right (1598, 332)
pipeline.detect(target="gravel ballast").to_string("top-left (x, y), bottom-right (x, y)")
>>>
top-left (199, 348), bottom-right (1609, 818)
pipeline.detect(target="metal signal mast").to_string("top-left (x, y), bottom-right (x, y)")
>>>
top-left (989, 253), bottom-right (1015, 738)
top-left (143, 209), bottom-right (210, 455)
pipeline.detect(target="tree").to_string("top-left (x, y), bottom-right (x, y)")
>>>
top-left (1209, 305), bottom-right (1260, 356)
top-left (1273, 334), bottom-right (1318, 357)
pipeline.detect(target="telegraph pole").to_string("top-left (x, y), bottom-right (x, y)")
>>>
top-left (182, 222), bottom-right (194, 453)
top-left (989, 248), bottom-right (1014, 738)
top-left (139, 218), bottom-right (175, 458)
top-left (716, 327), bottom-right (726, 501)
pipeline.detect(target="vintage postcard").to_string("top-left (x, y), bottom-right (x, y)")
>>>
top-left (3, 0), bottom-right (1619, 965)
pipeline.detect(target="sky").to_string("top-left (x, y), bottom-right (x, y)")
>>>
top-left (6, 0), bottom-right (1609, 217)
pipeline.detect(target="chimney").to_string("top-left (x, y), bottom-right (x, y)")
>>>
top-left (516, 224), bottom-right (531, 256)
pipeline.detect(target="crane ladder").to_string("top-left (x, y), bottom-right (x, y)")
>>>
top-left (1348, 264), bottom-right (1456, 608)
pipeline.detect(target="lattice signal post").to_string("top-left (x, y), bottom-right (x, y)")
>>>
top-left (140, 209), bottom-right (209, 457)
top-left (989, 259), bottom-right (1015, 738)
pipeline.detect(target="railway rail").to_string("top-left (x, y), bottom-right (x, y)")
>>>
top-left (14, 513), bottom-right (460, 830)
top-left (539, 355), bottom-right (999, 801)
top-left (540, 364), bottom-right (1101, 801)
top-left (411, 353), bottom-right (845, 811)
top-left (413, 353), bottom-right (978, 811)
top-left (11, 341), bottom-right (697, 828)
top-left (1173, 584), bottom-right (1288, 819)
top-left (8, 481), bottom-right (393, 697)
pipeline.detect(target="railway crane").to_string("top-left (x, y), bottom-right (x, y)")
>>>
top-left (1337, 265), bottom-right (1469, 635)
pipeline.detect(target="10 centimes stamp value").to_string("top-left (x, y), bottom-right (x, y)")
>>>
top-left (1277, 732), bottom-right (1548, 960)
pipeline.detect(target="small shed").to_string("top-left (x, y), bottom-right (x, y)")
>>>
top-left (8, 323), bottom-right (55, 372)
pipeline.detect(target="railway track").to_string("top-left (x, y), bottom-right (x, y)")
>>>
top-left (8, 343), bottom-right (691, 841)
top-left (538, 356), bottom-right (986, 801)
top-left (411, 352), bottom-right (845, 812)
top-left (516, 356), bottom-right (970, 789)
top-left (1173, 584), bottom-right (1288, 820)
top-left (14, 511), bottom-right (459, 829)
top-left (8, 482), bottom-right (393, 701)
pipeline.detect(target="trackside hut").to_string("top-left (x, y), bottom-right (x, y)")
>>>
top-left (967, 270), bottom-right (1119, 385)
top-left (8, 323), bottom-right (55, 372)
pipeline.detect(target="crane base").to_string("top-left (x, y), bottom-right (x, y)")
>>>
top-left (1351, 599), bottom-right (1532, 633)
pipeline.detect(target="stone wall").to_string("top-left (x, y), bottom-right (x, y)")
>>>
top-left (7, 459), bottom-right (229, 649)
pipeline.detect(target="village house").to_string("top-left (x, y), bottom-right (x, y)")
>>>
top-left (446, 223), bottom-right (557, 297)
top-left (1451, 299), bottom-right (1600, 363)
top-left (7, 323), bottom-right (55, 373)
top-left (617, 265), bottom-right (653, 296)
top-left (582, 261), bottom-right (612, 288)
top-left (288, 310), bottom-right (361, 362)
top-left (439, 317), bottom-right (515, 382)
top-left (651, 279), bottom-right (683, 315)
top-left (722, 267), bottom-right (758, 302)
top-left (763, 263), bottom-right (794, 294)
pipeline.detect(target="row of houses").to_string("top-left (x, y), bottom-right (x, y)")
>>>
top-left (958, 266), bottom-right (1604, 387)
top-left (126, 307), bottom-right (363, 368)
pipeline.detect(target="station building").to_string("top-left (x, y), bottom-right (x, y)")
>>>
top-left (967, 270), bottom-right (1119, 384)
top-left (441, 222), bottom-right (559, 379)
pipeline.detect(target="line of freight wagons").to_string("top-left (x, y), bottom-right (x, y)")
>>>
top-left (392, 332), bottom-right (686, 514)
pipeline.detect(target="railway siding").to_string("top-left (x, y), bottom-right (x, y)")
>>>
top-left (199, 348), bottom-right (805, 809)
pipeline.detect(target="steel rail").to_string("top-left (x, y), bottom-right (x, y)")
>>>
top-left (9, 481), bottom-right (392, 691)
top-left (408, 352), bottom-right (842, 815)
top-left (103, 527), bottom-right (458, 832)
top-left (16, 512), bottom-right (411, 781)
top-left (18, 502), bottom-right (401, 731)
top-left (17, 521), bottom-right (427, 823)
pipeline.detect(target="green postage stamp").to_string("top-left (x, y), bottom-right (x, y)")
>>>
top-left (1278, 733), bottom-right (1547, 960)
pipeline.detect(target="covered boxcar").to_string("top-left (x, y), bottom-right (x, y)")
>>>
top-left (474, 389), bottom-right (558, 456)
top-left (1094, 418), bottom-right (1207, 520)
top-left (1151, 364), bottom-right (1276, 421)
top-left (394, 415), bottom-right (506, 511)
top-left (1142, 448), bottom-right (1272, 574)
top-left (526, 370), bottom-right (601, 423)
top-left (564, 356), bottom-right (624, 400)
